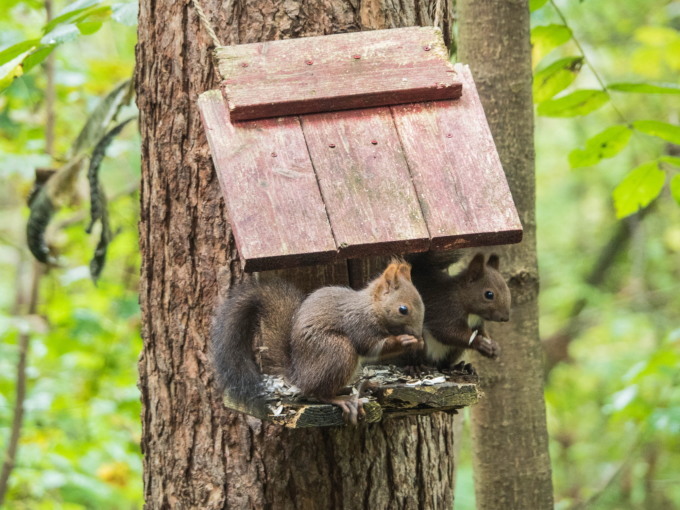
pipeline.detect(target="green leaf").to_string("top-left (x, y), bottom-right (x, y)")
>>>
top-left (0, 39), bottom-right (40, 66)
top-left (660, 156), bottom-right (680, 167)
top-left (22, 45), bottom-right (56, 74)
top-left (534, 56), bottom-right (584, 103)
top-left (569, 125), bottom-right (632, 168)
top-left (608, 82), bottom-right (680, 94)
top-left (633, 120), bottom-right (680, 145)
top-left (530, 0), bottom-right (549, 12)
top-left (77, 21), bottom-right (104, 35)
top-left (43, 6), bottom-right (100, 35)
top-left (537, 89), bottom-right (609, 117)
top-left (612, 161), bottom-right (666, 218)
top-left (531, 25), bottom-right (572, 65)
top-left (671, 175), bottom-right (680, 206)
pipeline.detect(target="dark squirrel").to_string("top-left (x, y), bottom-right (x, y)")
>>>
top-left (397, 251), bottom-right (511, 371)
top-left (210, 260), bottom-right (425, 423)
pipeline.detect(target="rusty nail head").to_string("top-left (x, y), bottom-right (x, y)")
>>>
top-left (423, 45), bottom-right (431, 51)
top-left (353, 54), bottom-right (361, 59)
top-left (329, 144), bottom-right (336, 148)
top-left (241, 62), bottom-right (249, 67)
top-left (271, 152), bottom-right (277, 157)
top-left (371, 140), bottom-right (378, 145)
top-left (306, 60), bottom-right (313, 65)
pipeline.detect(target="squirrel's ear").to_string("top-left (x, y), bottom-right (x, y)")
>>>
top-left (396, 262), bottom-right (412, 282)
top-left (487, 254), bottom-right (500, 270)
top-left (380, 263), bottom-right (400, 291)
top-left (467, 253), bottom-right (485, 281)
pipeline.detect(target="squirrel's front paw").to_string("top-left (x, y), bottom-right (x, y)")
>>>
top-left (397, 334), bottom-right (424, 350)
top-left (474, 336), bottom-right (500, 358)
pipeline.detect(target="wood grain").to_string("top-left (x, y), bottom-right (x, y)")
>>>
top-left (215, 27), bottom-right (462, 121)
top-left (301, 107), bottom-right (430, 258)
top-left (391, 63), bottom-right (523, 250)
top-left (197, 90), bottom-right (337, 271)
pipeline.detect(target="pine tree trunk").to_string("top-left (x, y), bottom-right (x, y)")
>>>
top-left (136, 2), bottom-right (458, 508)
top-left (457, 1), bottom-right (554, 509)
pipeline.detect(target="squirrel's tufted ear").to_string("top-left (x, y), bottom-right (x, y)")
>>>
top-left (396, 262), bottom-right (412, 281)
top-left (487, 254), bottom-right (500, 270)
top-left (378, 263), bottom-right (400, 291)
top-left (467, 253), bottom-right (485, 281)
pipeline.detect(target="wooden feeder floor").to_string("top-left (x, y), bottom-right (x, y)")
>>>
top-left (223, 364), bottom-right (480, 428)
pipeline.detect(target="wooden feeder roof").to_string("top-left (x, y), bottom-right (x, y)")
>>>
top-left (198, 27), bottom-right (522, 272)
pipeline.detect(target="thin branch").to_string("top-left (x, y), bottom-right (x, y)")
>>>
top-left (549, 0), bottom-right (629, 126)
top-left (0, 261), bottom-right (42, 506)
top-left (45, 0), bottom-right (56, 158)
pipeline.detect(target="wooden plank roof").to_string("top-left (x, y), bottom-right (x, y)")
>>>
top-left (198, 27), bottom-right (522, 272)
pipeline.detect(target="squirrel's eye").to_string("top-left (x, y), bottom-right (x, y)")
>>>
top-left (484, 291), bottom-right (495, 300)
top-left (398, 305), bottom-right (409, 315)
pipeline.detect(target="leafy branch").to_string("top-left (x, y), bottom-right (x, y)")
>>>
top-left (531, 0), bottom-right (680, 218)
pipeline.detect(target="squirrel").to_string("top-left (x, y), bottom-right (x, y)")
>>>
top-left (210, 260), bottom-right (425, 424)
top-left (395, 250), bottom-right (511, 371)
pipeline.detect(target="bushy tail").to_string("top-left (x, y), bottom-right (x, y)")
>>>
top-left (210, 282), bottom-right (265, 410)
top-left (408, 249), bottom-right (463, 271)
top-left (210, 279), bottom-right (304, 414)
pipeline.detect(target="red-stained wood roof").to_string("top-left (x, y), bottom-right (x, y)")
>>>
top-left (198, 27), bottom-right (522, 272)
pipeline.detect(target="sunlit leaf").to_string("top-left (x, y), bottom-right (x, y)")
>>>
top-left (569, 125), bottom-right (632, 168)
top-left (77, 21), bottom-right (104, 35)
top-left (41, 23), bottom-right (81, 45)
top-left (634, 25), bottom-right (680, 47)
top-left (531, 25), bottom-right (572, 66)
top-left (112, 3), bottom-right (139, 26)
top-left (43, 6), bottom-right (100, 35)
top-left (612, 161), bottom-right (666, 218)
top-left (609, 385), bottom-right (638, 412)
top-left (660, 156), bottom-right (680, 167)
top-left (537, 89), bottom-right (609, 117)
top-left (533, 56), bottom-right (583, 103)
top-left (530, 0), bottom-right (549, 12)
top-left (0, 40), bottom-right (39, 90)
top-left (671, 175), bottom-right (680, 206)
top-left (633, 120), bottom-right (680, 145)
top-left (0, 39), bottom-right (40, 66)
top-left (608, 82), bottom-right (680, 94)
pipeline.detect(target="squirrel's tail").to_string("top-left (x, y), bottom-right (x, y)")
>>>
top-left (210, 279), bottom-right (303, 413)
top-left (408, 249), bottom-right (463, 271)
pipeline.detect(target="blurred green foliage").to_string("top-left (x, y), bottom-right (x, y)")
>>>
top-left (1, 0), bottom-right (679, 509)
top-left (1, 0), bottom-right (141, 508)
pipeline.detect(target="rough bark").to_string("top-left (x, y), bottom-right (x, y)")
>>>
top-left (136, 1), bottom-right (457, 509)
top-left (457, 1), bottom-right (554, 508)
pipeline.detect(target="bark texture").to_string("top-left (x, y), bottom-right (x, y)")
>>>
top-left (136, 1), bottom-right (457, 508)
top-left (457, 1), bottom-right (554, 509)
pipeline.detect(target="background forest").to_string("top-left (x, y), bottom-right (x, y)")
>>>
top-left (0, 0), bottom-right (678, 508)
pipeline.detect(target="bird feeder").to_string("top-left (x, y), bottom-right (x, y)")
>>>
top-left (198, 26), bottom-right (522, 273)
top-left (198, 27), bottom-right (521, 426)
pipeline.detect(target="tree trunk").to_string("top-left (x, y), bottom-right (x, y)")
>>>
top-left (457, 1), bottom-right (554, 509)
top-left (136, 2), bottom-right (458, 508)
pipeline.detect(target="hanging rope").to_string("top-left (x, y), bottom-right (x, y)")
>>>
top-left (433, 0), bottom-right (443, 29)
top-left (190, 0), bottom-right (223, 48)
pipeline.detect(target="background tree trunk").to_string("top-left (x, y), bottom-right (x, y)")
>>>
top-left (457, 1), bottom-right (554, 508)
top-left (136, 1), bottom-right (459, 508)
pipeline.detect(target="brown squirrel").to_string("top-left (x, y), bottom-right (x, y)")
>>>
top-left (396, 250), bottom-right (511, 371)
top-left (210, 260), bottom-right (425, 423)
